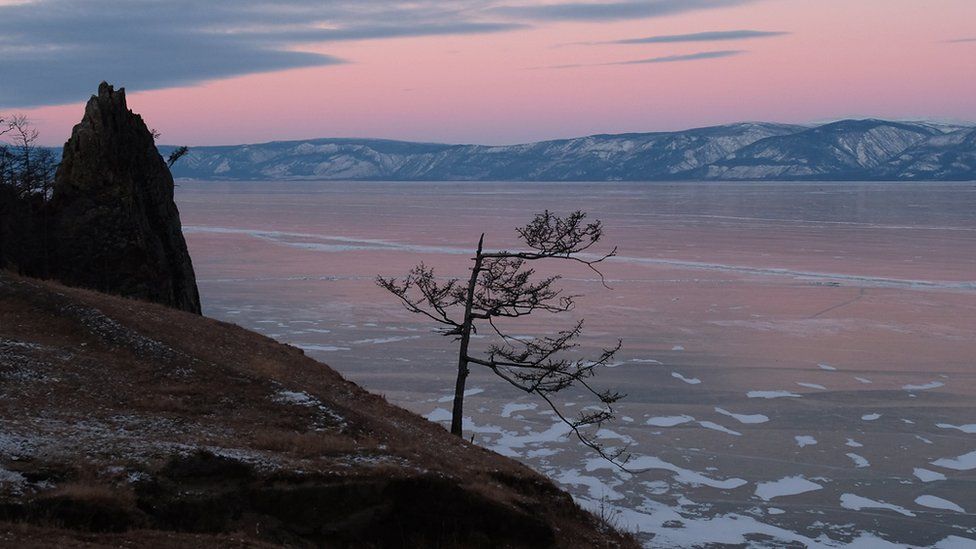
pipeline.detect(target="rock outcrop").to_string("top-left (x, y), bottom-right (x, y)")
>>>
top-left (49, 82), bottom-right (200, 313)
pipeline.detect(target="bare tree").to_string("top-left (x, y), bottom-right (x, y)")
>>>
top-left (377, 211), bottom-right (627, 465)
top-left (0, 115), bottom-right (56, 199)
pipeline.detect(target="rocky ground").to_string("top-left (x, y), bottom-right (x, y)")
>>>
top-left (0, 271), bottom-right (635, 547)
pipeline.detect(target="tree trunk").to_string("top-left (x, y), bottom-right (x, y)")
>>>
top-left (451, 233), bottom-right (484, 436)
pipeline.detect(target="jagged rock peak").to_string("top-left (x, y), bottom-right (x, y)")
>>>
top-left (50, 82), bottom-right (202, 314)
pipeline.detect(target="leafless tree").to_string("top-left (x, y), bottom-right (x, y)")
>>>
top-left (0, 115), bottom-right (56, 199)
top-left (377, 211), bottom-right (628, 465)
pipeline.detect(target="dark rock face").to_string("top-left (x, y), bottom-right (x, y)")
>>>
top-left (49, 82), bottom-right (200, 313)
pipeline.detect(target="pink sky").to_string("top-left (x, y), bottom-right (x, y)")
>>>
top-left (11, 0), bottom-right (976, 146)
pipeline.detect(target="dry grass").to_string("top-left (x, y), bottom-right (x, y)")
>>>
top-left (0, 271), bottom-right (639, 548)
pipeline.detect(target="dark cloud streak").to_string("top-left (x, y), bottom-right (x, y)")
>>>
top-left (0, 0), bottom-right (762, 108)
top-left (538, 49), bottom-right (746, 69)
top-left (494, 0), bottom-right (758, 22)
top-left (607, 30), bottom-right (788, 44)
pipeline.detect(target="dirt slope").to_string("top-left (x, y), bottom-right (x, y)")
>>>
top-left (0, 272), bottom-right (635, 548)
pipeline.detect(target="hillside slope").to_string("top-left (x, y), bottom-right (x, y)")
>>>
top-left (162, 120), bottom-right (975, 181)
top-left (0, 272), bottom-right (634, 547)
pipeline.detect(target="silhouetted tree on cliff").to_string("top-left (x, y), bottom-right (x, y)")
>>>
top-left (0, 115), bottom-right (56, 198)
top-left (378, 211), bottom-right (627, 465)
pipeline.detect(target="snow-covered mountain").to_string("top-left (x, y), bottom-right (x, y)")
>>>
top-left (165, 120), bottom-right (975, 181)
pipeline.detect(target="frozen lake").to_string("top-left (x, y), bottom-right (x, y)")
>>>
top-left (177, 181), bottom-right (976, 548)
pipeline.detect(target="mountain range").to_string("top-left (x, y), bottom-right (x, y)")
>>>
top-left (163, 119), bottom-right (976, 181)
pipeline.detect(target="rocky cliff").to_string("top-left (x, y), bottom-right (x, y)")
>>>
top-left (48, 82), bottom-right (200, 313)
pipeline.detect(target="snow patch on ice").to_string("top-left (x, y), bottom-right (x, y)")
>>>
top-left (755, 476), bottom-right (822, 501)
top-left (698, 421), bottom-right (741, 436)
top-left (294, 344), bottom-right (350, 352)
top-left (645, 415), bottom-right (695, 427)
top-left (914, 468), bottom-right (946, 482)
top-left (902, 381), bottom-right (945, 391)
top-left (818, 363), bottom-right (838, 371)
top-left (586, 456), bottom-right (747, 490)
top-left (840, 493), bottom-right (915, 517)
top-left (425, 408), bottom-right (452, 422)
top-left (797, 382), bottom-right (827, 390)
top-left (795, 435), bottom-right (817, 448)
top-left (861, 413), bottom-right (881, 421)
top-left (915, 495), bottom-right (964, 513)
top-left (351, 335), bottom-right (421, 345)
top-left (714, 407), bottom-right (769, 424)
top-left (845, 438), bottom-right (863, 448)
top-left (672, 372), bottom-right (701, 385)
top-left (438, 388), bottom-right (484, 403)
top-left (846, 453), bottom-right (870, 468)
top-left (937, 423), bottom-right (976, 434)
top-left (748, 390), bottom-right (801, 399)
top-left (500, 402), bottom-right (537, 418)
top-left (932, 450), bottom-right (976, 471)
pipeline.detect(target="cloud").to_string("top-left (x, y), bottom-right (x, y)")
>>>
top-left (0, 0), bottom-right (767, 108)
top-left (0, 0), bottom-right (522, 108)
top-left (494, 0), bottom-right (758, 22)
top-left (540, 49), bottom-right (746, 69)
top-left (599, 30), bottom-right (788, 44)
